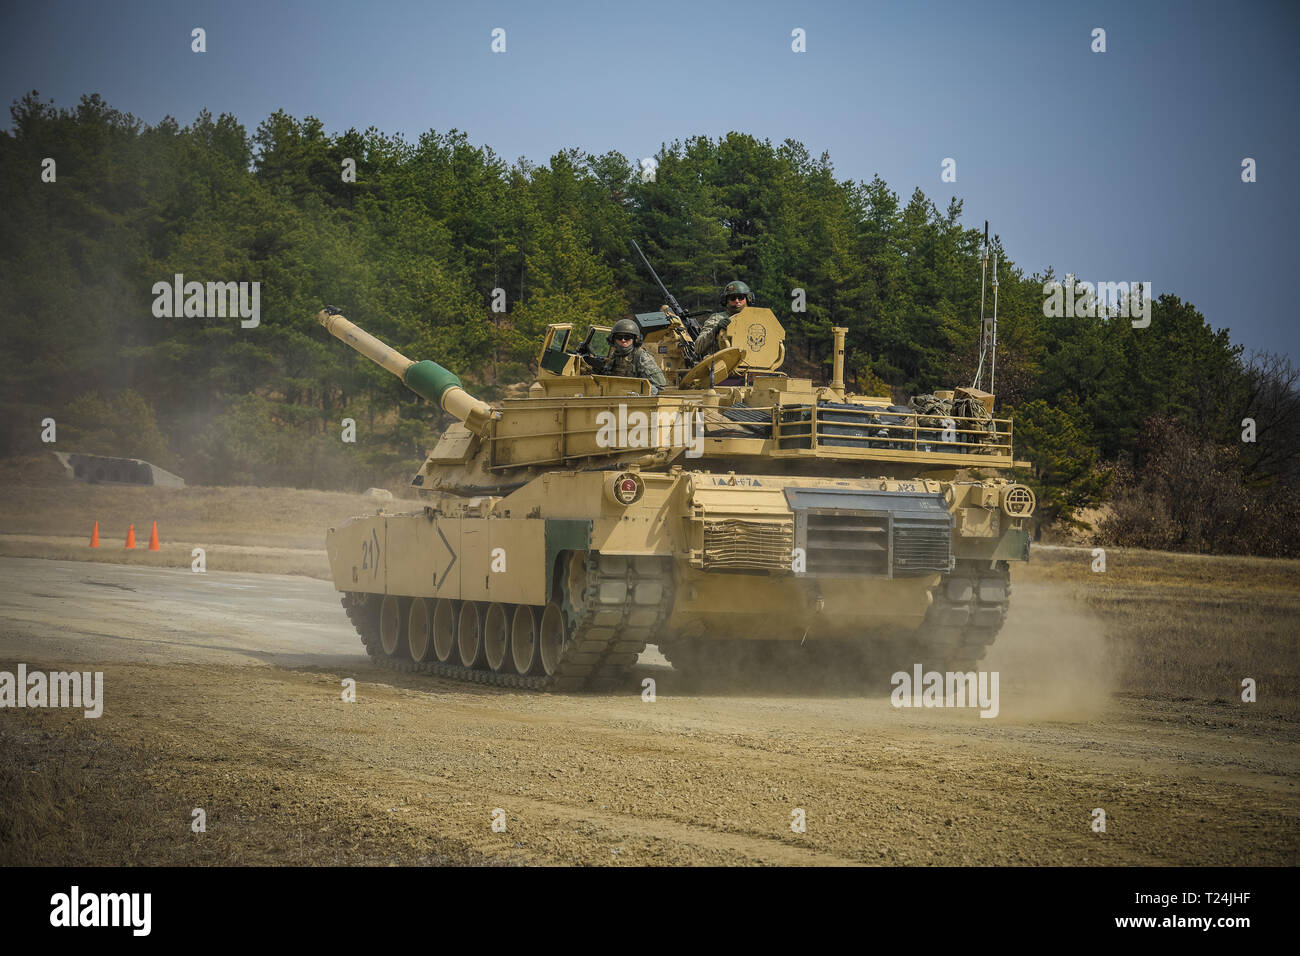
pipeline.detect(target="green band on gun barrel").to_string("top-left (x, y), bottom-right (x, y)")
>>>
top-left (403, 360), bottom-right (462, 404)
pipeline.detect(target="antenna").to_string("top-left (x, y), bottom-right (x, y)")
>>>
top-left (990, 248), bottom-right (999, 400)
top-left (973, 221), bottom-right (990, 390)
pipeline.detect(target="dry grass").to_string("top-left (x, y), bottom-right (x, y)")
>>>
top-left (0, 455), bottom-right (416, 577)
top-left (1023, 547), bottom-right (1300, 715)
top-left (0, 715), bottom-right (182, 865)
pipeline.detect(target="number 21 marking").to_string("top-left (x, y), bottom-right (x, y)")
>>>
top-left (360, 528), bottom-right (380, 578)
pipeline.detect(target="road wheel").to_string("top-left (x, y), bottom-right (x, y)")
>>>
top-left (539, 601), bottom-right (567, 676)
top-left (433, 598), bottom-right (458, 663)
top-left (458, 601), bottom-right (485, 668)
top-left (511, 605), bottom-right (540, 675)
top-left (379, 595), bottom-right (409, 659)
top-left (484, 603), bottom-right (511, 672)
top-left (408, 598), bottom-right (432, 662)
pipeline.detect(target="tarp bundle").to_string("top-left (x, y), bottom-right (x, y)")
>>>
top-left (907, 394), bottom-right (998, 447)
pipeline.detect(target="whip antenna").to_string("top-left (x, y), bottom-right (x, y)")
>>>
top-left (973, 221), bottom-right (990, 389)
top-left (989, 247), bottom-right (999, 400)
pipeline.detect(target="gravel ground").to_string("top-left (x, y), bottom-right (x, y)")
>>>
top-left (1, 556), bottom-right (1295, 866)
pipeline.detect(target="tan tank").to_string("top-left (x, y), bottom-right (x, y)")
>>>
top-left (318, 304), bottom-right (1036, 690)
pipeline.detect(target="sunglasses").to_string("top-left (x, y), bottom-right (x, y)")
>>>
top-left (612, 334), bottom-right (634, 341)
top-left (727, 294), bottom-right (747, 302)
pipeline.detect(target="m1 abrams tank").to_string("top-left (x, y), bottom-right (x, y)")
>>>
top-left (317, 303), bottom-right (1035, 691)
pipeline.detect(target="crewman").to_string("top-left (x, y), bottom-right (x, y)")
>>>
top-left (583, 318), bottom-right (668, 390)
top-left (693, 280), bottom-right (750, 358)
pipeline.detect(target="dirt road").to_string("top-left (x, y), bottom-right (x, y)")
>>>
top-left (1, 555), bottom-right (1296, 866)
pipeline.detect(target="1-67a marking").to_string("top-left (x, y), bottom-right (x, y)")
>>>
top-left (360, 528), bottom-right (380, 579)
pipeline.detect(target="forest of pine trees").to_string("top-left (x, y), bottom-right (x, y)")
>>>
top-left (2, 93), bottom-right (1297, 553)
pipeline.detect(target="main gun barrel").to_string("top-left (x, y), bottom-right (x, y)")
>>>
top-left (316, 309), bottom-right (496, 435)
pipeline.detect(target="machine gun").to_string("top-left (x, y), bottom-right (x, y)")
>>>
top-left (629, 240), bottom-right (710, 347)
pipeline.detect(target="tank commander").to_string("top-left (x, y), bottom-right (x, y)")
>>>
top-left (693, 280), bottom-right (750, 359)
top-left (581, 318), bottom-right (667, 391)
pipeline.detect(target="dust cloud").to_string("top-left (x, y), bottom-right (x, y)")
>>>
top-left (983, 580), bottom-right (1120, 721)
top-left (644, 580), bottom-right (1122, 712)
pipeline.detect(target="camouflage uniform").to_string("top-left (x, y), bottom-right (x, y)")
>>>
top-left (693, 311), bottom-right (732, 358)
top-left (694, 279), bottom-right (751, 359)
top-left (594, 347), bottom-right (667, 389)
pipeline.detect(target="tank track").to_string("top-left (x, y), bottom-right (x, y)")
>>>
top-left (341, 551), bottom-right (672, 692)
top-left (910, 559), bottom-right (1011, 669)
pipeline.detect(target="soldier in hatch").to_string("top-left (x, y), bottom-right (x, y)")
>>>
top-left (692, 280), bottom-right (750, 359)
top-left (583, 318), bottom-right (668, 390)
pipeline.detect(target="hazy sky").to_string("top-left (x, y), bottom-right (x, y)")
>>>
top-left (2, 0), bottom-right (1296, 358)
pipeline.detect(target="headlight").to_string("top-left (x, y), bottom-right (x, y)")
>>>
top-left (1001, 485), bottom-right (1036, 517)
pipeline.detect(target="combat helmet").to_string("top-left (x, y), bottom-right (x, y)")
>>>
top-left (610, 317), bottom-right (641, 355)
top-left (721, 280), bottom-right (751, 307)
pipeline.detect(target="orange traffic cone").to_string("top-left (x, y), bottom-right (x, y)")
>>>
top-left (124, 524), bottom-right (136, 549)
top-left (148, 521), bottom-right (160, 551)
top-left (90, 522), bottom-right (100, 548)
